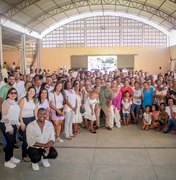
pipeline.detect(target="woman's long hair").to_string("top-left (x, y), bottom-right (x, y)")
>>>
top-left (53, 81), bottom-right (66, 105)
top-left (38, 88), bottom-right (49, 104)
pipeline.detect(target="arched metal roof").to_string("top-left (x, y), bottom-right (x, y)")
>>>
top-left (0, 0), bottom-right (176, 35)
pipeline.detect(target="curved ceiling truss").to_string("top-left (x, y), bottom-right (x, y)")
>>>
top-left (0, 0), bottom-right (176, 43)
top-left (0, 0), bottom-right (176, 39)
top-left (26, 0), bottom-right (176, 31)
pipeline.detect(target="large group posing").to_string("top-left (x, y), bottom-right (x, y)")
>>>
top-left (0, 66), bottom-right (176, 171)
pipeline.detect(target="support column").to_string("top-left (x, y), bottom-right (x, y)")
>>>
top-left (142, 23), bottom-right (145, 47)
top-left (21, 34), bottom-right (26, 75)
top-left (119, 17), bottom-right (123, 47)
top-left (37, 39), bottom-right (42, 69)
top-left (0, 26), bottom-right (3, 68)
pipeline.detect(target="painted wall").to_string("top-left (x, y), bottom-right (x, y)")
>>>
top-left (41, 47), bottom-right (170, 74)
top-left (170, 45), bottom-right (176, 59)
top-left (3, 49), bottom-right (38, 73)
top-left (3, 47), bottom-right (170, 74)
top-left (3, 50), bottom-right (21, 68)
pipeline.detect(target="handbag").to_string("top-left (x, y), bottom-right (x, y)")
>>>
top-left (54, 92), bottom-right (63, 117)
top-left (80, 106), bottom-right (85, 114)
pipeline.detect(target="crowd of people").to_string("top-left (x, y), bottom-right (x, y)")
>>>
top-left (0, 65), bottom-right (176, 170)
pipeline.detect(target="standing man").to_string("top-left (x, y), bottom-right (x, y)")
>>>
top-left (13, 71), bottom-right (25, 100)
top-left (26, 108), bottom-right (58, 171)
top-left (99, 81), bottom-right (113, 130)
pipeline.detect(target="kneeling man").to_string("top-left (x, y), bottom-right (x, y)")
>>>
top-left (26, 108), bottom-right (58, 171)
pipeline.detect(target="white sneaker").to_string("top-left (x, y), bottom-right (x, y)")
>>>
top-left (32, 163), bottom-right (39, 171)
top-left (57, 137), bottom-right (64, 143)
top-left (41, 158), bottom-right (50, 168)
top-left (10, 157), bottom-right (20, 164)
top-left (4, 161), bottom-right (16, 168)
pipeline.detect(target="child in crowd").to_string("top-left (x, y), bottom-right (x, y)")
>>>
top-left (122, 91), bottom-right (132, 126)
top-left (150, 104), bottom-right (160, 129)
top-left (142, 105), bottom-right (152, 130)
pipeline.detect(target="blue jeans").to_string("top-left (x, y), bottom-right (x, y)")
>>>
top-left (2, 135), bottom-right (7, 148)
top-left (163, 118), bottom-right (176, 133)
top-left (0, 122), bottom-right (17, 161)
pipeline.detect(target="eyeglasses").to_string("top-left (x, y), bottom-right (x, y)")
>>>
top-left (10, 92), bottom-right (17, 95)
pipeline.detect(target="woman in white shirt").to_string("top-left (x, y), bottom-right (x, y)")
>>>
top-left (49, 82), bottom-right (66, 143)
top-left (19, 86), bottom-right (38, 162)
top-left (37, 88), bottom-right (50, 119)
top-left (0, 88), bottom-right (21, 168)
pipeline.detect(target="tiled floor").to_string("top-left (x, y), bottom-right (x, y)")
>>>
top-left (0, 125), bottom-right (176, 180)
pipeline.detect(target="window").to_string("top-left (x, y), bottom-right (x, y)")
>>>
top-left (42, 16), bottom-right (167, 48)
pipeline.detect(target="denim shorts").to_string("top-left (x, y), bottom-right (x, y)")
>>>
top-left (131, 104), bottom-right (141, 114)
top-left (123, 113), bottom-right (130, 118)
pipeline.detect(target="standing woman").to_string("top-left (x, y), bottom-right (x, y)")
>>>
top-left (37, 88), bottom-right (50, 119)
top-left (49, 82), bottom-right (66, 143)
top-left (64, 81), bottom-right (77, 140)
top-left (19, 86), bottom-right (38, 162)
top-left (72, 81), bottom-right (82, 135)
top-left (0, 88), bottom-right (21, 168)
top-left (84, 85), bottom-right (100, 133)
top-left (142, 82), bottom-right (154, 110)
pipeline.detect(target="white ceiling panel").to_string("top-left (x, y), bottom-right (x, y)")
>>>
top-left (33, 23), bottom-right (46, 32)
top-left (77, 6), bottom-right (92, 13)
top-left (52, 13), bottom-right (68, 21)
top-left (53, 0), bottom-right (71, 6)
top-left (64, 9), bottom-right (80, 16)
top-left (139, 11), bottom-right (153, 19)
top-left (36, 0), bottom-right (57, 11)
top-left (160, 20), bottom-right (174, 30)
top-left (103, 4), bottom-right (116, 11)
top-left (41, 18), bottom-right (56, 26)
top-left (12, 12), bottom-right (32, 24)
top-left (151, 15), bottom-right (166, 24)
top-left (90, 5), bottom-right (104, 11)
top-left (3, 0), bottom-right (22, 5)
top-left (146, 0), bottom-right (165, 8)
top-left (160, 1), bottom-right (176, 14)
top-left (0, 1), bottom-right (11, 13)
top-left (23, 4), bottom-right (43, 17)
top-left (115, 5), bottom-right (128, 12)
top-left (128, 7), bottom-right (141, 14)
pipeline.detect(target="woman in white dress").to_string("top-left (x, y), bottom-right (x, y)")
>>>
top-left (84, 85), bottom-right (100, 133)
top-left (72, 80), bottom-right (82, 135)
top-left (64, 81), bottom-right (77, 139)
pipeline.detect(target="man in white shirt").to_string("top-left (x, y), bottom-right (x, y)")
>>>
top-left (13, 71), bottom-right (25, 99)
top-left (26, 108), bottom-right (58, 171)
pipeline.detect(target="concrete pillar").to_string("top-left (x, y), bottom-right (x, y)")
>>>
top-left (0, 26), bottom-right (3, 68)
top-left (21, 34), bottom-right (26, 75)
top-left (37, 39), bottom-right (42, 69)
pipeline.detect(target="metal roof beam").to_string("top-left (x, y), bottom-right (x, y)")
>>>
top-left (4, 0), bottom-right (40, 17)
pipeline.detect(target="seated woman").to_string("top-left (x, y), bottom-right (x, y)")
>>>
top-left (152, 103), bottom-right (169, 131)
